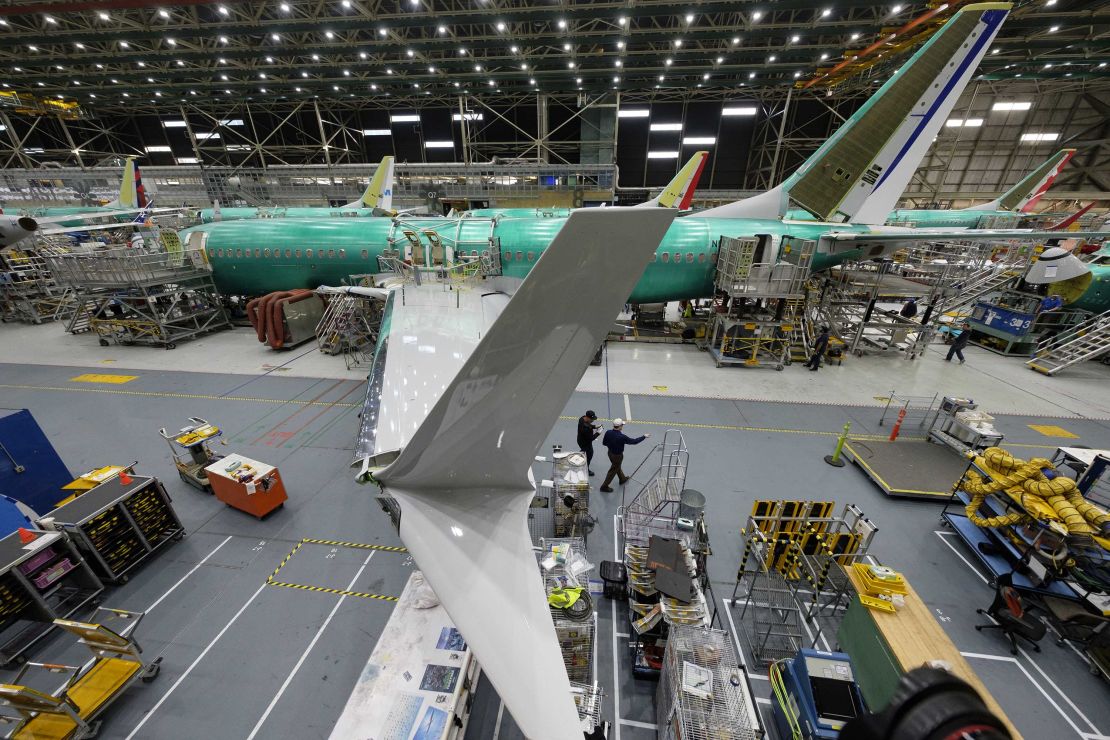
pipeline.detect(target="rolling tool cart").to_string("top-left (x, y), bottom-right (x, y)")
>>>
top-left (40, 473), bottom-right (184, 584)
top-left (159, 417), bottom-right (224, 492)
top-left (0, 529), bottom-right (103, 669)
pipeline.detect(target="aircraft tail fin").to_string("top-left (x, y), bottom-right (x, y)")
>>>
top-left (105, 157), bottom-right (142, 209)
top-left (967, 149), bottom-right (1076, 213)
top-left (636, 150), bottom-right (708, 209)
top-left (374, 208), bottom-right (676, 740)
top-left (699, 3), bottom-right (1012, 222)
top-left (347, 155), bottom-right (395, 211)
top-left (1048, 201), bottom-right (1096, 231)
top-left (212, 200), bottom-right (222, 222)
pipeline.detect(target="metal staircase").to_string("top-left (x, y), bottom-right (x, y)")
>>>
top-left (619, 430), bottom-right (690, 546)
top-left (1026, 309), bottom-right (1110, 376)
top-left (934, 266), bottom-right (1022, 318)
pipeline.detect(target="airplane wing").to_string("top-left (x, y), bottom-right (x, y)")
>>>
top-left (34, 207), bottom-right (186, 226)
top-left (373, 208), bottom-right (677, 740)
top-left (824, 228), bottom-right (1110, 245)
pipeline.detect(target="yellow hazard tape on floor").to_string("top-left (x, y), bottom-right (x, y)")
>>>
top-left (1027, 424), bottom-right (1080, 439)
top-left (265, 537), bottom-right (406, 601)
top-left (70, 373), bottom-right (138, 384)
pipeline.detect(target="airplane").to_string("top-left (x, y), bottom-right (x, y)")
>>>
top-left (461, 149), bottom-right (710, 218)
top-left (21, 157), bottom-right (149, 226)
top-left (194, 155), bottom-right (396, 223)
top-left (784, 149), bottom-right (1076, 228)
top-left (357, 206), bottom-right (678, 739)
top-left (180, 4), bottom-right (1110, 309)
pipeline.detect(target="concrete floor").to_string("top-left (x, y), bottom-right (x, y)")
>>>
top-left (0, 321), bottom-right (1107, 739)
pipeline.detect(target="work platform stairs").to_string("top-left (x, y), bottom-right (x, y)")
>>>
top-left (1026, 309), bottom-right (1110, 376)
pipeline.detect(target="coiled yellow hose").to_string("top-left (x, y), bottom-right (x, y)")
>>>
top-left (962, 448), bottom-right (1110, 538)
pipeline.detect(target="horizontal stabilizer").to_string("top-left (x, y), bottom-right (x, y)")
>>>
top-left (375, 208), bottom-right (676, 740)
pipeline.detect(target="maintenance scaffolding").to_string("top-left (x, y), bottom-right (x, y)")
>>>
top-left (42, 233), bottom-right (230, 349)
top-left (0, 247), bottom-right (75, 325)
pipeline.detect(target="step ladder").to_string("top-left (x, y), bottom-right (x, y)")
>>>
top-left (1026, 309), bottom-right (1110, 376)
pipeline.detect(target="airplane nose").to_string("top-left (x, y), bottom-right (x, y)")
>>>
top-left (18, 217), bottom-right (38, 232)
top-left (1025, 246), bottom-right (1090, 284)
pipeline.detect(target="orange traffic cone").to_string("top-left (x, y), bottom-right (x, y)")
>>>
top-left (17, 528), bottom-right (35, 544)
top-left (119, 470), bottom-right (133, 485)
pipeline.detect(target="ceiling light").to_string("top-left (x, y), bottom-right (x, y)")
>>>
top-left (685, 13), bottom-right (694, 23)
top-left (1021, 132), bottom-right (1059, 142)
top-left (177, 60), bottom-right (185, 66)
top-left (272, 33), bottom-right (281, 42)
top-left (259, 88), bottom-right (266, 93)
top-left (98, 11), bottom-right (110, 20)
top-left (281, 2), bottom-right (291, 11)
top-left (344, 69), bottom-right (350, 75)
top-left (716, 56), bottom-right (724, 64)
top-left (702, 73), bottom-right (710, 80)
top-left (496, 21), bottom-right (506, 31)
top-left (159, 9), bottom-right (170, 18)
top-left (474, 64), bottom-right (482, 71)
top-left (944, 118), bottom-right (983, 127)
top-left (96, 63), bottom-right (103, 69)
top-left (564, 43), bottom-right (571, 51)
top-left (111, 78), bottom-right (119, 83)
top-left (301, 71), bottom-right (309, 77)
top-left (793, 71), bottom-right (801, 78)
top-left (154, 91), bottom-right (163, 96)
top-left (438, 25), bottom-right (447, 33)
top-left (822, 8), bottom-right (832, 16)
top-left (219, 36), bottom-right (228, 43)
top-left (650, 122), bottom-right (682, 131)
top-left (220, 74), bottom-right (228, 80)
top-left (75, 42), bottom-right (85, 49)
top-left (768, 55), bottom-right (776, 62)
top-left (618, 16), bottom-right (627, 25)
top-left (218, 6), bottom-right (229, 15)
top-left (44, 15), bottom-right (56, 23)
top-left (664, 58), bottom-right (673, 66)
top-left (391, 114), bottom-right (420, 122)
top-left (342, 0), bottom-right (351, 6)
top-left (683, 136), bottom-right (716, 145)
top-left (891, 5), bottom-right (903, 13)
top-left (371, 83), bottom-right (378, 89)
top-left (558, 19), bottom-right (567, 28)
top-left (166, 38), bottom-right (176, 46)
top-left (992, 101), bottom-right (1032, 111)
top-left (674, 39), bottom-right (683, 47)
top-left (488, 80), bottom-right (495, 86)
top-left (146, 146), bottom-right (172, 152)
top-left (792, 35), bottom-right (801, 43)
top-left (137, 61), bottom-right (146, 67)
top-left (1043, 63), bottom-right (1053, 69)
top-left (648, 151), bottom-right (679, 159)
top-left (510, 45), bottom-right (519, 53)
top-left (850, 33), bottom-right (860, 40)
top-left (295, 86), bottom-right (302, 92)
top-left (118, 42), bottom-right (128, 48)
top-left (617, 40), bottom-right (625, 49)
top-left (1048, 25), bottom-right (1059, 32)
top-left (407, 49), bottom-right (415, 56)
top-left (379, 28), bottom-right (388, 36)
top-left (220, 57), bottom-right (228, 63)
top-left (615, 60), bottom-right (622, 67)
top-left (333, 85), bottom-right (340, 90)
top-left (326, 31), bottom-right (335, 39)
top-left (732, 36), bottom-right (740, 45)
top-left (430, 66), bottom-right (437, 72)
top-left (312, 54), bottom-right (319, 60)
top-left (722, 105), bottom-right (757, 116)
top-left (425, 141), bottom-right (454, 148)
top-left (613, 76), bottom-right (620, 83)
top-left (460, 47), bottom-right (468, 54)
top-left (266, 56), bottom-right (274, 63)
top-left (364, 128), bottom-right (390, 136)
top-left (752, 10), bottom-right (763, 21)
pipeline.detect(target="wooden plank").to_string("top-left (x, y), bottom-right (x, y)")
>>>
top-left (845, 568), bottom-right (1022, 740)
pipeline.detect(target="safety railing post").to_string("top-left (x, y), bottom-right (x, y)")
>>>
top-left (824, 422), bottom-right (851, 467)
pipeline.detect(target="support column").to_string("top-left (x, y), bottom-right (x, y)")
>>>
top-left (56, 117), bottom-right (85, 170)
top-left (537, 93), bottom-right (549, 163)
top-left (313, 100), bottom-right (332, 168)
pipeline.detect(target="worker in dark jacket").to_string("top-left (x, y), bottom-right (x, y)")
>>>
top-left (946, 322), bottom-right (971, 364)
top-left (806, 326), bottom-right (831, 371)
top-left (600, 419), bottom-right (650, 492)
top-left (576, 410), bottom-right (601, 476)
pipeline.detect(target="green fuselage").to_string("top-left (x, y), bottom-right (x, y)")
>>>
top-left (196, 206), bottom-right (376, 223)
top-left (27, 206), bottom-right (126, 228)
top-left (784, 207), bottom-right (1022, 229)
top-left (180, 216), bottom-right (874, 303)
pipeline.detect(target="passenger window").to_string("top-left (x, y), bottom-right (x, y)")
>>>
top-left (516, 251), bottom-right (524, 262)
top-left (339, 249), bottom-right (346, 258)
top-left (673, 252), bottom-right (680, 264)
top-left (361, 249), bottom-right (368, 259)
top-left (686, 252), bottom-right (694, 264)
top-left (661, 252), bottom-right (670, 263)
top-left (306, 248), bottom-right (314, 258)
top-left (527, 251), bottom-right (535, 262)
top-left (253, 249), bottom-right (261, 258)
top-left (274, 250), bottom-right (280, 259)
top-left (503, 251), bottom-right (512, 262)
top-left (263, 248), bottom-right (271, 258)
top-left (207, 248), bottom-right (215, 258)
top-left (697, 253), bottom-right (706, 264)
top-left (295, 249), bottom-right (302, 258)
top-left (235, 249), bottom-right (243, 258)
top-left (285, 249), bottom-right (292, 258)
top-left (328, 249), bottom-right (336, 259)
top-left (218, 249), bottom-right (224, 258)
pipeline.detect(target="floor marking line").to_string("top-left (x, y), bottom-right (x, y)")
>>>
top-left (301, 538), bottom-right (407, 552)
top-left (959, 651), bottom-right (1018, 663)
top-left (250, 378), bottom-right (346, 445)
top-left (1017, 645), bottom-right (1101, 735)
top-left (0, 382), bottom-right (360, 408)
top-left (612, 514), bottom-right (621, 740)
top-left (755, 698), bottom-right (772, 706)
top-left (623, 394), bottom-right (632, 422)
top-left (124, 582), bottom-right (268, 740)
top-left (246, 552), bottom-right (375, 740)
top-left (620, 719), bottom-right (658, 730)
top-left (1009, 651), bottom-right (1087, 739)
top-left (492, 700), bottom-right (505, 740)
top-left (933, 531), bottom-right (989, 584)
top-left (145, 535), bottom-right (232, 614)
top-left (615, 631), bottom-right (630, 638)
top-left (266, 580), bottom-right (399, 601)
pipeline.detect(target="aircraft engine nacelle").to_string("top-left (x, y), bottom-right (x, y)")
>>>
top-left (0, 216), bottom-right (38, 247)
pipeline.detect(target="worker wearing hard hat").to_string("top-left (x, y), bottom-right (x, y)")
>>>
top-left (600, 418), bottom-right (650, 492)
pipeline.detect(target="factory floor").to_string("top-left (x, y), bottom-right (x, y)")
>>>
top-left (0, 322), bottom-right (1107, 739)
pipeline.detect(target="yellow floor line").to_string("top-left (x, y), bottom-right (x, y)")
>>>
top-left (266, 538), bottom-right (406, 601)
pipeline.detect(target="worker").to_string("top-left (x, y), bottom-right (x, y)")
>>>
top-left (600, 419), bottom-right (650, 492)
top-left (576, 410), bottom-right (601, 476)
top-left (806, 326), bottom-right (831, 371)
top-left (1039, 294), bottom-right (1064, 313)
top-left (900, 298), bottom-right (918, 320)
top-left (946, 322), bottom-right (971, 364)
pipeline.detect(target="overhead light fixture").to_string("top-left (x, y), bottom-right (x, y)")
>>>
top-left (618, 109), bottom-right (650, 118)
top-left (664, 58), bottom-right (673, 66)
top-left (564, 43), bottom-right (571, 51)
top-left (768, 55), bottom-right (776, 62)
top-left (820, 53), bottom-right (829, 60)
top-left (272, 33), bottom-right (280, 42)
top-left (407, 48), bottom-right (415, 56)
top-left (159, 9), bottom-right (170, 18)
top-left (474, 64), bottom-right (481, 71)
top-left (791, 35), bottom-right (800, 43)
top-left (510, 45), bottom-right (519, 53)
top-left (850, 32), bottom-right (860, 40)
top-left (723, 105), bottom-right (758, 116)
top-left (683, 136), bottom-right (716, 145)
top-left (716, 56), bottom-right (724, 64)
top-left (452, 112), bottom-right (483, 121)
top-left (615, 60), bottom-right (621, 67)
top-left (685, 13), bottom-right (694, 23)
top-left (558, 19), bottom-right (567, 28)
top-left (196, 132), bottom-right (220, 140)
top-left (438, 25), bottom-right (447, 34)
top-left (98, 11), bottom-right (110, 20)
top-left (891, 4), bottom-right (903, 13)
top-left (363, 129), bottom-right (391, 136)
top-left (218, 5), bottom-right (229, 15)
top-left (163, 120), bottom-right (188, 128)
top-left (650, 122), bottom-right (682, 131)
top-left (702, 73), bottom-right (709, 80)
top-left (425, 141), bottom-right (454, 148)
top-left (44, 15), bottom-right (57, 23)
top-left (752, 10), bottom-right (763, 21)
top-left (793, 71), bottom-right (801, 78)
top-left (617, 40), bottom-right (625, 49)
top-left (281, 2), bottom-right (291, 11)
top-left (312, 54), bottom-right (319, 60)
top-left (821, 8), bottom-right (832, 16)
top-left (674, 39), bottom-right (683, 47)
top-left (326, 30), bottom-right (335, 39)
top-left (1021, 132), bottom-right (1059, 142)
top-left (1048, 25), bottom-right (1059, 32)
top-left (613, 76), bottom-right (620, 82)
top-left (390, 114), bottom-right (420, 122)
top-left (647, 151), bottom-right (679, 159)
top-left (379, 27), bottom-right (388, 36)
top-left (219, 119), bottom-right (244, 126)
top-left (496, 21), bottom-right (506, 31)
top-left (992, 101), bottom-right (1032, 111)
top-left (343, 69), bottom-right (350, 75)
top-left (146, 146), bottom-right (172, 152)
top-left (219, 36), bottom-right (228, 43)
top-left (732, 36), bottom-right (740, 45)
top-left (946, 118), bottom-right (984, 127)
top-left (177, 60), bottom-right (185, 66)
top-left (176, 157), bottom-right (199, 164)
top-left (301, 71), bottom-right (309, 77)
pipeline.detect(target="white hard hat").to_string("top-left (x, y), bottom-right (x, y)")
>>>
top-left (613, 418), bottom-right (625, 427)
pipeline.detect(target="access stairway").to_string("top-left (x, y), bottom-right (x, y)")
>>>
top-left (1026, 309), bottom-right (1110, 376)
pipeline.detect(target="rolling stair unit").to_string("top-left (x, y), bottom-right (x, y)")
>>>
top-left (315, 291), bottom-right (384, 369)
top-left (703, 236), bottom-right (814, 370)
top-left (1027, 309), bottom-right (1110, 375)
top-left (43, 235), bottom-right (230, 349)
top-left (0, 249), bottom-right (75, 325)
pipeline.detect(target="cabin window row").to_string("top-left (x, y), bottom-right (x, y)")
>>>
top-left (208, 247), bottom-right (353, 259)
top-left (499, 250), bottom-right (710, 265)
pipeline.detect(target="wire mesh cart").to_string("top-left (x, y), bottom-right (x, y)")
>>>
top-left (539, 537), bottom-right (597, 684)
top-left (159, 417), bottom-right (224, 492)
top-left (0, 529), bottom-right (103, 668)
top-left (657, 625), bottom-right (761, 740)
top-left (41, 473), bottom-right (184, 584)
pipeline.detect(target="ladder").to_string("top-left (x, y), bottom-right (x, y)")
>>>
top-left (935, 266), bottom-right (1021, 318)
top-left (1026, 310), bottom-right (1110, 376)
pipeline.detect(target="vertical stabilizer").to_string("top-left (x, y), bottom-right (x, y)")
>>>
top-left (347, 155), bottom-right (395, 211)
top-left (699, 3), bottom-right (1011, 222)
top-left (636, 150), bottom-right (708, 209)
top-left (105, 157), bottom-right (140, 209)
top-left (965, 149), bottom-right (1076, 213)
